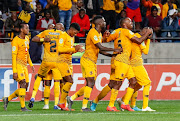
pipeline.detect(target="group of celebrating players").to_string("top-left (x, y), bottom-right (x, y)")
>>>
top-left (3, 15), bottom-right (156, 112)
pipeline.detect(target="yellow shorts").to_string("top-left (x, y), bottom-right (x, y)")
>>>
top-left (80, 57), bottom-right (97, 79)
top-left (110, 57), bottom-right (121, 81)
top-left (44, 68), bottom-right (62, 80)
top-left (132, 65), bottom-right (151, 86)
top-left (38, 61), bottom-right (57, 77)
top-left (16, 64), bottom-right (29, 83)
top-left (114, 60), bottom-right (135, 80)
top-left (57, 62), bottom-right (73, 77)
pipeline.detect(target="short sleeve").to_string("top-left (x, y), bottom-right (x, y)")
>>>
top-left (125, 30), bottom-right (135, 39)
top-left (91, 33), bottom-right (102, 44)
top-left (37, 31), bottom-right (45, 38)
top-left (106, 29), bottom-right (119, 42)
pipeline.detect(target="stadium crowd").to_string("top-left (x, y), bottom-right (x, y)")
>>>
top-left (0, 0), bottom-right (180, 43)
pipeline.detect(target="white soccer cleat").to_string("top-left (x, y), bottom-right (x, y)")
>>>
top-left (142, 107), bottom-right (156, 111)
top-left (43, 105), bottom-right (49, 110)
top-left (116, 98), bottom-right (124, 111)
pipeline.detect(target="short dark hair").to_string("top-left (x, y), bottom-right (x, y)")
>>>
top-left (119, 17), bottom-right (127, 27)
top-left (92, 15), bottom-right (104, 23)
top-left (20, 24), bottom-right (26, 29)
top-left (70, 23), bottom-right (80, 31)
top-left (79, 8), bottom-right (86, 13)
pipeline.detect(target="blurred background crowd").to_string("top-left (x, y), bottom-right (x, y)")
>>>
top-left (0, 0), bottom-right (180, 43)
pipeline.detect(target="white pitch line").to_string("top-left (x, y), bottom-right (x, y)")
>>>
top-left (0, 112), bottom-right (180, 117)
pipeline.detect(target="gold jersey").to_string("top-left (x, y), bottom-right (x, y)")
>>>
top-left (82, 28), bottom-right (102, 63)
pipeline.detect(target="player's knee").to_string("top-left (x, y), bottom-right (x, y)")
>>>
top-left (129, 78), bottom-right (137, 88)
top-left (19, 79), bottom-right (26, 88)
top-left (45, 80), bottom-right (51, 86)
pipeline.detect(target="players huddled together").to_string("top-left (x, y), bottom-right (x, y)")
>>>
top-left (2, 15), bottom-right (155, 112)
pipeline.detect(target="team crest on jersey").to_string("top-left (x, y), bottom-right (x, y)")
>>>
top-left (94, 35), bottom-right (98, 41)
top-left (90, 71), bottom-right (93, 75)
top-left (59, 38), bottom-right (63, 44)
top-left (111, 30), bottom-right (116, 34)
top-left (12, 46), bottom-right (16, 51)
top-left (67, 70), bottom-right (70, 73)
top-left (21, 73), bottom-right (24, 77)
top-left (24, 41), bottom-right (28, 47)
top-left (121, 73), bottom-right (124, 77)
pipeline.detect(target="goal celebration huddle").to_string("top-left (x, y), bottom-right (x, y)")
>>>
top-left (3, 16), bottom-right (155, 112)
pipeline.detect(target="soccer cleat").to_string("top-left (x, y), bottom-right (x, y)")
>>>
top-left (3, 97), bottom-right (8, 111)
top-left (132, 106), bottom-right (142, 111)
top-left (67, 96), bottom-right (73, 111)
top-left (90, 101), bottom-right (97, 111)
top-left (54, 105), bottom-right (61, 110)
top-left (116, 98), bottom-right (124, 111)
top-left (142, 107), bottom-right (156, 111)
top-left (21, 107), bottom-right (32, 112)
top-left (106, 106), bottom-right (120, 112)
top-left (121, 104), bottom-right (135, 111)
top-left (43, 105), bottom-right (49, 110)
top-left (57, 103), bottom-right (70, 111)
top-left (28, 98), bottom-right (35, 108)
top-left (81, 108), bottom-right (92, 112)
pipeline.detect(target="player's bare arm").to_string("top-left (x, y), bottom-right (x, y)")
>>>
top-left (32, 36), bottom-right (51, 42)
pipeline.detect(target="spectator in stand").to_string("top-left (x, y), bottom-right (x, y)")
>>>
top-left (5, 11), bottom-right (22, 39)
top-left (57, 0), bottom-right (77, 30)
top-left (0, 11), bottom-right (4, 32)
top-left (44, 0), bottom-right (60, 23)
top-left (162, 0), bottom-right (177, 19)
top-left (36, 10), bottom-right (56, 31)
top-left (7, 0), bottom-right (20, 11)
top-left (71, 8), bottom-right (90, 38)
top-left (142, 0), bottom-right (163, 17)
top-left (116, 10), bottom-right (126, 28)
top-left (126, 0), bottom-right (142, 30)
top-left (2, 12), bottom-right (11, 21)
top-left (72, 0), bottom-right (84, 17)
top-left (35, 3), bottom-right (44, 28)
top-left (84, 0), bottom-right (100, 18)
top-left (18, 1), bottom-right (36, 29)
top-left (102, 0), bottom-right (116, 30)
top-left (161, 9), bottom-right (178, 42)
top-left (144, 6), bottom-right (162, 37)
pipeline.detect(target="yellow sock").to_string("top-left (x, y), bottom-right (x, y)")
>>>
top-left (54, 82), bottom-right (60, 106)
top-left (71, 86), bottom-right (85, 101)
top-left (143, 83), bottom-right (150, 109)
top-left (19, 88), bottom-right (26, 108)
top-left (8, 88), bottom-right (20, 101)
top-left (94, 85), bottom-right (111, 104)
top-left (59, 82), bottom-right (72, 104)
top-left (60, 83), bottom-right (64, 94)
top-left (130, 91), bottom-right (138, 108)
top-left (123, 87), bottom-right (134, 105)
top-left (44, 85), bottom-right (50, 105)
top-left (31, 76), bottom-right (42, 99)
top-left (108, 88), bottom-right (118, 107)
top-left (82, 86), bottom-right (92, 109)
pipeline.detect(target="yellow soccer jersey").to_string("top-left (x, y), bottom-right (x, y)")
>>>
top-left (109, 28), bottom-right (135, 64)
top-left (12, 36), bottom-right (33, 73)
top-left (37, 29), bottom-right (64, 62)
top-left (130, 33), bottom-right (150, 67)
top-left (57, 32), bottom-right (75, 64)
top-left (82, 28), bottom-right (102, 63)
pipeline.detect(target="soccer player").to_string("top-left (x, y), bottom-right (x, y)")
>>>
top-left (3, 24), bottom-right (34, 111)
top-left (90, 17), bottom-right (153, 111)
top-left (67, 15), bottom-right (123, 112)
top-left (28, 24), bottom-right (64, 108)
top-left (56, 23), bottom-right (84, 111)
top-left (117, 28), bottom-right (156, 111)
top-left (42, 23), bottom-right (65, 110)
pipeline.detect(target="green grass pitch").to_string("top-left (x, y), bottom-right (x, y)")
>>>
top-left (0, 100), bottom-right (180, 121)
